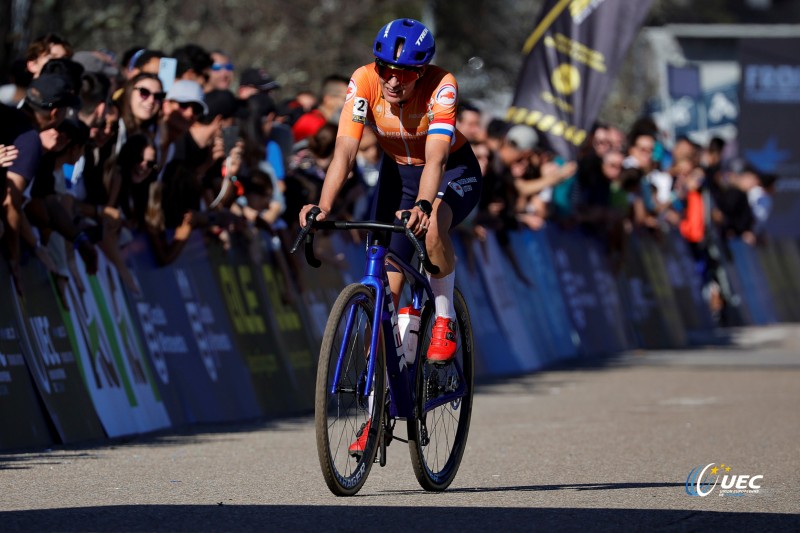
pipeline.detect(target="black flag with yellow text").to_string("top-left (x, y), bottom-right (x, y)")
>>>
top-left (508, 0), bottom-right (653, 158)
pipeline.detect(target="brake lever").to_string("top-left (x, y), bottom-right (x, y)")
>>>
top-left (290, 207), bottom-right (322, 268)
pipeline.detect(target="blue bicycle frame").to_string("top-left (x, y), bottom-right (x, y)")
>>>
top-left (330, 241), bottom-right (468, 420)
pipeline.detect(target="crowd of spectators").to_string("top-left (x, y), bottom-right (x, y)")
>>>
top-left (0, 34), bottom-right (778, 323)
top-left (459, 110), bottom-right (778, 323)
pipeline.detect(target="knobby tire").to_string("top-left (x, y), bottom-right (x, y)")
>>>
top-left (407, 287), bottom-right (474, 491)
top-left (315, 283), bottom-right (386, 496)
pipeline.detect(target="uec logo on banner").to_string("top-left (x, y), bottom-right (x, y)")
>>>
top-left (685, 463), bottom-right (764, 497)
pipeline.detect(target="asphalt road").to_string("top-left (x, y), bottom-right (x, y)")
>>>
top-left (2, 325), bottom-right (799, 532)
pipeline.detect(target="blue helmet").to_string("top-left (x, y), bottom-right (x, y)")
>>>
top-left (373, 18), bottom-right (435, 68)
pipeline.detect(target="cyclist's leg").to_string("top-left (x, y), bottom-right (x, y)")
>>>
top-left (429, 143), bottom-right (483, 276)
top-left (425, 201), bottom-right (455, 276)
top-left (425, 144), bottom-right (482, 362)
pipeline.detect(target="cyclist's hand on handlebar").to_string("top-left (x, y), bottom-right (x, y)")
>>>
top-left (299, 204), bottom-right (329, 228)
top-left (397, 206), bottom-right (430, 236)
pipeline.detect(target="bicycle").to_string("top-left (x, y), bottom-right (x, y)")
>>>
top-left (291, 207), bottom-right (474, 496)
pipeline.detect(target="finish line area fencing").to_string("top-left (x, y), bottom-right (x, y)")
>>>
top-left (1, 224), bottom-right (799, 451)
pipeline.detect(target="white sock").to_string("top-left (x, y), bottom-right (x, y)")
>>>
top-left (428, 270), bottom-right (455, 319)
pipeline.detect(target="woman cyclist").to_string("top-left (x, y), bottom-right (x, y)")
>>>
top-left (299, 18), bottom-right (482, 365)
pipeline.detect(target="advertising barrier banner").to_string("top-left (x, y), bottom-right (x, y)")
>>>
top-left (11, 257), bottom-right (105, 443)
top-left (755, 240), bottom-right (800, 322)
top-left (621, 234), bottom-right (689, 349)
top-left (510, 230), bottom-right (579, 361)
top-left (58, 247), bottom-right (170, 437)
top-left (170, 232), bottom-right (263, 420)
top-left (496, 237), bottom-right (557, 364)
top-left (7, 212), bottom-right (800, 451)
top-left (328, 232), bottom-right (366, 285)
top-left (470, 233), bottom-right (543, 371)
top-left (618, 233), bottom-right (666, 349)
top-left (124, 233), bottom-right (259, 424)
top-left (664, 231), bottom-right (715, 334)
top-left (0, 260), bottom-right (53, 450)
top-left (259, 237), bottom-right (318, 411)
top-left (206, 234), bottom-right (309, 416)
top-left (546, 226), bottom-right (629, 355)
top-left (773, 240), bottom-right (800, 321)
top-left (452, 235), bottom-right (524, 376)
top-left (294, 235), bottom-right (349, 345)
top-left (501, 231), bottom-right (557, 364)
top-left (728, 239), bottom-right (777, 325)
top-left (636, 237), bottom-right (688, 348)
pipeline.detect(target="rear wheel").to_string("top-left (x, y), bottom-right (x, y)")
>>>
top-left (315, 283), bottom-right (386, 496)
top-left (407, 287), bottom-right (474, 491)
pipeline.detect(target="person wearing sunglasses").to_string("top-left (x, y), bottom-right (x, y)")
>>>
top-left (116, 73), bottom-right (165, 154)
top-left (158, 80), bottom-right (208, 169)
top-left (299, 18), bottom-right (482, 365)
top-left (206, 50), bottom-right (234, 92)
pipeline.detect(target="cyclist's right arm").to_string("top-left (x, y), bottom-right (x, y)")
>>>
top-left (298, 135), bottom-right (360, 227)
top-left (300, 67), bottom-right (374, 228)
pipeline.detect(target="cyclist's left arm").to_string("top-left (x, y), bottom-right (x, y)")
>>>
top-left (403, 138), bottom-right (449, 233)
top-left (419, 138), bottom-right (449, 207)
top-left (412, 72), bottom-right (460, 225)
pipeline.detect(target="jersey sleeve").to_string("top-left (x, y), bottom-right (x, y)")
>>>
top-left (337, 65), bottom-right (373, 141)
top-left (426, 73), bottom-right (459, 145)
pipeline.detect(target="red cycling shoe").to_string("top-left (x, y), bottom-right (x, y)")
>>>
top-left (427, 316), bottom-right (457, 364)
top-left (348, 419), bottom-right (371, 457)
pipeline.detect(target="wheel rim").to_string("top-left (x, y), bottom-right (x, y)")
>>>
top-left (416, 305), bottom-right (472, 482)
top-left (321, 291), bottom-right (381, 489)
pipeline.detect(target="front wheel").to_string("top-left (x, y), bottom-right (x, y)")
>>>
top-left (407, 287), bottom-right (474, 491)
top-left (315, 283), bottom-right (386, 496)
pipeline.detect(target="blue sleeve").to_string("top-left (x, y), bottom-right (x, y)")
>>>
top-left (266, 140), bottom-right (285, 180)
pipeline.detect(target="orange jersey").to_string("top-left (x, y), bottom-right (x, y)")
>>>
top-left (338, 63), bottom-right (467, 166)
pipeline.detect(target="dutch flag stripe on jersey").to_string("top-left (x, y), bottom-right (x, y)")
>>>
top-left (428, 122), bottom-right (455, 138)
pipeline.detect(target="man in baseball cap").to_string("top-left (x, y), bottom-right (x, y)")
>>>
top-left (159, 80), bottom-right (208, 156)
top-left (165, 79), bottom-right (209, 115)
top-left (25, 73), bottom-right (80, 112)
top-left (238, 68), bottom-right (280, 100)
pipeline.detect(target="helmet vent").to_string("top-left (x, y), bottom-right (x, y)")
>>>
top-left (393, 38), bottom-right (405, 61)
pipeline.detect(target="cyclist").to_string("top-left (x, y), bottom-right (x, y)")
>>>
top-left (299, 18), bottom-right (482, 368)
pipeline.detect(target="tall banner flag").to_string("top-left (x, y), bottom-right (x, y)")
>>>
top-left (508, 0), bottom-right (653, 158)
